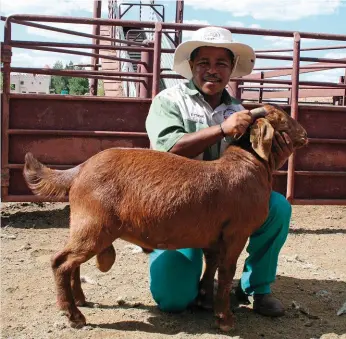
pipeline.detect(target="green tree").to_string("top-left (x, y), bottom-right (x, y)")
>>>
top-left (50, 61), bottom-right (69, 94)
top-left (67, 63), bottom-right (89, 95)
top-left (50, 61), bottom-right (89, 95)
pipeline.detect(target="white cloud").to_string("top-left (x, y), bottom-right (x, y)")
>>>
top-left (182, 19), bottom-right (210, 40)
top-left (263, 36), bottom-right (293, 48)
top-left (303, 68), bottom-right (344, 83)
top-left (26, 23), bottom-right (93, 42)
top-left (11, 48), bottom-right (92, 69)
top-left (226, 21), bottom-right (245, 28)
top-left (1, 0), bottom-right (108, 16)
top-left (185, 0), bottom-right (341, 21)
top-left (324, 52), bottom-right (346, 59)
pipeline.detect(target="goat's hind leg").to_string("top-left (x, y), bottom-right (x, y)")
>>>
top-left (214, 235), bottom-right (249, 332)
top-left (71, 266), bottom-right (86, 306)
top-left (196, 248), bottom-right (219, 309)
top-left (51, 247), bottom-right (93, 328)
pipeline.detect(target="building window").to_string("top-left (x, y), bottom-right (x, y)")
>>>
top-left (10, 84), bottom-right (16, 90)
top-left (22, 91), bottom-right (26, 93)
top-left (20, 81), bottom-right (24, 85)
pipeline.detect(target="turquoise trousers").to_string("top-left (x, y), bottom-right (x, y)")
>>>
top-left (149, 191), bottom-right (291, 312)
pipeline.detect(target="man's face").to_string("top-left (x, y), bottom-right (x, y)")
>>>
top-left (189, 46), bottom-right (234, 96)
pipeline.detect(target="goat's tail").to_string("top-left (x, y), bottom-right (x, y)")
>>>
top-left (23, 152), bottom-right (82, 199)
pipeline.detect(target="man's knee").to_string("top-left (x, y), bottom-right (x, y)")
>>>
top-left (269, 191), bottom-right (292, 224)
top-left (149, 249), bottom-right (202, 312)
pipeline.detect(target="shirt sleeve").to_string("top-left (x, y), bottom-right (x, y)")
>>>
top-left (145, 94), bottom-right (187, 152)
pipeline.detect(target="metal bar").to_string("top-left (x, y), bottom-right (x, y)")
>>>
top-left (10, 40), bottom-right (155, 52)
top-left (287, 32), bottom-right (301, 202)
top-left (5, 15), bottom-right (346, 40)
top-left (152, 22), bottom-right (162, 97)
top-left (253, 65), bottom-right (345, 71)
top-left (8, 67), bottom-right (152, 78)
top-left (8, 129), bottom-right (148, 137)
top-left (91, 0), bottom-right (102, 96)
top-left (292, 199), bottom-right (346, 206)
top-left (343, 70), bottom-right (346, 106)
top-left (1, 19), bottom-right (11, 199)
top-left (232, 78), bottom-right (346, 88)
top-left (140, 41), bottom-right (154, 98)
top-left (255, 44), bottom-right (346, 53)
top-left (9, 93), bottom-right (152, 102)
top-left (8, 18), bottom-right (149, 46)
top-left (308, 138), bottom-right (346, 144)
top-left (294, 171), bottom-right (346, 176)
top-left (259, 71), bottom-right (264, 103)
top-left (2, 67), bottom-right (145, 83)
top-left (175, 0), bottom-right (184, 46)
top-left (11, 44), bottom-right (146, 65)
top-left (239, 85), bottom-right (339, 89)
top-left (255, 54), bottom-right (346, 64)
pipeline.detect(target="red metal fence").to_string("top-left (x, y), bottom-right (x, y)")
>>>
top-left (1, 15), bottom-right (346, 204)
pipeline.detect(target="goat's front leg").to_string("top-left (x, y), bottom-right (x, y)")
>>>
top-left (214, 236), bottom-right (248, 332)
top-left (196, 249), bottom-right (219, 309)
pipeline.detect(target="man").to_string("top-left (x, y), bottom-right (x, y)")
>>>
top-left (145, 26), bottom-right (293, 317)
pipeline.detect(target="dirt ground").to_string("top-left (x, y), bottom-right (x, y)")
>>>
top-left (1, 202), bottom-right (346, 339)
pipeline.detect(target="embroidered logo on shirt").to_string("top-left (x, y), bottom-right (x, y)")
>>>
top-left (223, 108), bottom-right (237, 120)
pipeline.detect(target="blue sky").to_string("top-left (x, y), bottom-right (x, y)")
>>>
top-left (1, 0), bottom-right (345, 83)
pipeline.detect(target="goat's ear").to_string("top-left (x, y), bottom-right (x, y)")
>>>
top-left (250, 118), bottom-right (274, 161)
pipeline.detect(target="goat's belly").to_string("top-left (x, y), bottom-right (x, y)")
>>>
top-left (120, 226), bottom-right (220, 251)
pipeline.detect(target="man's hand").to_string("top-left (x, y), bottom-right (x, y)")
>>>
top-left (221, 110), bottom-right (252, 139)
top-left (272, 132), bottom-right (294, 169)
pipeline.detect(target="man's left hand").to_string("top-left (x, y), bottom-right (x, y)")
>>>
top-left (272, 132), bottom-right (294, 169)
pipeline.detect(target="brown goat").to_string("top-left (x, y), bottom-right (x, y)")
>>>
top-left (23, 104), bottom-right (308, 332)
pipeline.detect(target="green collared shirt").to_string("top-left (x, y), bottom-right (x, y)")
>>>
top-left (146, 80), bottom-right (244, 160)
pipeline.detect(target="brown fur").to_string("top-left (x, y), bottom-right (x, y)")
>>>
top-left (23, 104), bottom-right (308, 331)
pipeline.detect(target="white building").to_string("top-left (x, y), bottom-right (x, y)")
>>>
top-left (10, 73), bottom-right (51, 94)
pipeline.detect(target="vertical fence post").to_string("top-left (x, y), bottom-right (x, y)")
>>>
top-left (139, 41), bottom-right (153, 98)
top-left (286, 32), bottom-right (301, 203)
top-left (152, 22), bottom-right (162, 98)
top-left (175, 0), bottom-right (184, 46)
top-left (228, 80), bottom-right (242, 99)
top-left (1, 19), bottom-right (12, 200)
top-left (342, 71), bottom-right (346, 106)
top-left (90, 0), bottom-right (102, 96)
top-left (259, 71), bottom-right (264, 103)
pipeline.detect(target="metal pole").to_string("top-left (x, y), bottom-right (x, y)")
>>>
top-left (259, 71), bottom-right (264, 103)
top-left (175, 0), bottom-right (184, 46)
top-left (1, 20), bottom-right (12, 199)
top-left (286, 32), bottom-right (301, 203)
top-left (152, 22), bottom-right (162, 97)
top-left (90, 0), bottom-right (102, 95)
top-left (139, 41), bottom-right (153, 98)
top-left (343, 70), bottom-right (346, 105)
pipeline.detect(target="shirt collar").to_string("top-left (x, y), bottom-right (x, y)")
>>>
top-left (183, 80), bottom-right (234, 105)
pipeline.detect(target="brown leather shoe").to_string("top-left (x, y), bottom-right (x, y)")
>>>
top-left (253, 293), bottom-right (285, 317)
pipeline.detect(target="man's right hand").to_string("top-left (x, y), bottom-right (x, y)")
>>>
top-left (221, 110), bottom-right (252, 139)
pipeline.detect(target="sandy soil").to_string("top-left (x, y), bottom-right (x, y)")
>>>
top-left (1, 202), bottom-right (346, 339)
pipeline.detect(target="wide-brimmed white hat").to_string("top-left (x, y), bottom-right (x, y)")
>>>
top-left (173, 26), bottom-right (256, 79)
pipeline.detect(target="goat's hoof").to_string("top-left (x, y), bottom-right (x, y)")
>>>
top-left (69, 313), bottom-right (86, 329)
top-left (195, 291), bottom-right (213, 310)
top-left (215, 313), bottom-right (235, 332)
top-left (75, 298), bottom-right (86, 307)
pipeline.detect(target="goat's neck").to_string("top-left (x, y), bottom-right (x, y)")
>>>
top-left (224, 142), bottom-right (276, 185)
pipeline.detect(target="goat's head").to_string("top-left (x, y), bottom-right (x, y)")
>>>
top-left (249, 104), bottom-right (308, 162)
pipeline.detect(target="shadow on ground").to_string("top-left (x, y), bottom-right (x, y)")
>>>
top-left (84, 276), bottom-right (345, 339)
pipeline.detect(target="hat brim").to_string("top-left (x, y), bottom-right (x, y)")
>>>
top-left (173, 40), bottom-right (256, 79)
